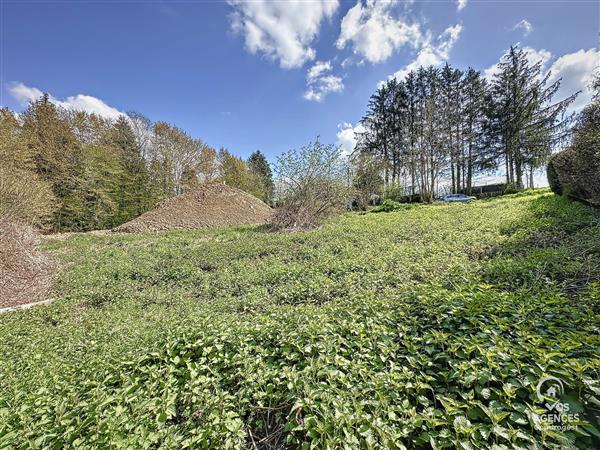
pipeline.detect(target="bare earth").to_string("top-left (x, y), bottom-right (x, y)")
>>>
top-left (114, 183), bottom-right (273, 233)
top-left (0, 184), bottom-right (271, 309)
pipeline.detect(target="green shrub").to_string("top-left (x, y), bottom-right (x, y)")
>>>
top-left (383, 184), bottom-right (404, 202)
top-left (552, 146), bottom-right (600, 205)
top-left (503, 182), bottom-right (520, 195)
top-left (548, 98), bottom-right (600, 205)
top-left (273, 140), bottom-right (349, 229)
top-left (370, 198), bottom-right (409, 212)
top-left (547, 157), bottom-right (562, 195)
top-left (500, 187), bottom-right (550, 199)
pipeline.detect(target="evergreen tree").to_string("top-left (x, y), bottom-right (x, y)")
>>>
top-left (357, 83), bottom-right (392, 184)
top-left (21, 94), bottom-right (84, 230)
top-left (0, 108), bottom-right (56, 226)
top-left (73, 143), bottom-right (122, 230)
top-left (351, 152), bottom-right (384, 209)
top-left (488, 46), bottom-right (578, 188)
top-left (247, 150), bottom-right (274, 203)
top-left (110, 116), bottom-right (152, 222)
top-left (3, 98), bottom-right (272, 230)
top-left (461, 68), bottom-right (489, 193)
top-left (219, 148), bottom-right (264, 199)
top-left (356, 48), bottom-right (582, 200)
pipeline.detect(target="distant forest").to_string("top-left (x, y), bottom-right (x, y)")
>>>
top-left (0, 98), bottom-right (274, 232)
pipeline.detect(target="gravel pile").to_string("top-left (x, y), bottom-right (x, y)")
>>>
top-left (114, 183), bottom-right (273, 233)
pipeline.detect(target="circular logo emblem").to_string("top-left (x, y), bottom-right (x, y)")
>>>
top-left (536, 376), bottom-right (564, 410)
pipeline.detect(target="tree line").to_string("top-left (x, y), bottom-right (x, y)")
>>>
top-left (0, 95), bottom-right (274, 231)
top-left (1, 45), bottom-right (590, 233)
top-left (354, 46), bottom-right (578, 202)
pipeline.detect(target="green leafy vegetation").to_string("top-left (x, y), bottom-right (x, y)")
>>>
top-left (273, 140), bottom-right (349, 229)
top-left (548, 74), bottom-right (600, 206)
top-left (1, 191), bottom-right (599, 448)
top-left (370, 199), bottom-right (414, 213)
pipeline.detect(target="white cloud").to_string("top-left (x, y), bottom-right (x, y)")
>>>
top-left (336, 0), bottom-right (422, 64)
top-left (547, 48), bottom-right (599, 111)
top-left (307, 60), bottom-right (333, 80)
top-left (228, 0), bottom-right (339, 69)
top-left (483, 46), bottom-right (551, 81)
top-left (456, 0), bottom-right (468, 11)
top-left (336, 122), bottom-right (365, 156)
top-left (60, 94), bottom-right (123, 120)
top-left (8, 82), bottom-right (123, 120)
top-left (513, 19), bottom-right (533, 36)
top-left (340, 57), bottom-right (354, 68)
top-left (483, 47), bottom-right (598, 113)
top-left (389, 24), bottom-right (462, 81)
top-left (523, 46), bottom-right (552, 69)
top-left (8, 83), bottom-right (44, 106)
top-left (304, 60), bottom-right (344, 102)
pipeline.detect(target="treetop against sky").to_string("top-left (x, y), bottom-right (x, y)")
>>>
top-left (1, 0), bottom-right (597, 159)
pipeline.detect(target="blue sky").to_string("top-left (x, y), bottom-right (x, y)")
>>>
top-left (1, 0), bottom-right (598, 162)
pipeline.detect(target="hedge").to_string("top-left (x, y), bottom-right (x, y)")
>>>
top-left (547, 101), bottom-right (600, 205)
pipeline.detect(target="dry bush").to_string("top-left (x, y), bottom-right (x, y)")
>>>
top-left (273, 140), bottom-right (349, 230)
top-left (0, 165), bottom-right (56, 308)
top-left (0, 166), bottom-right (56, 229)
top-left (0, 219), bottom-right (54, 308)
top-left (0, 120), bottom-right (56, 307)
top-left (272, 178), bottom-right (348, 229)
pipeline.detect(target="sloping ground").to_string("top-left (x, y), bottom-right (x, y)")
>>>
top-left (0, 220), bottom-right (53, 309)
top-left (2, 192), bottom-right (600, 448)
top-left (114, 183), bottom-right (273, 233)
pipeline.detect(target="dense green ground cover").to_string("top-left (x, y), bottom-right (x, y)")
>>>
top-left (1, 190), bottom-right (600, 449)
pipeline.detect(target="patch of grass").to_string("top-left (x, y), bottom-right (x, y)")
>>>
top-left (370, 199), bottom-right (415, 213)
top-left (1, 190), bottom-right (599, 448)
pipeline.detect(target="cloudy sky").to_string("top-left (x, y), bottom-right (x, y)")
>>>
top-left (1, 0), bottom-right (598, 160)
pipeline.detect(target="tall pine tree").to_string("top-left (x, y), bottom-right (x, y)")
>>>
top-left (488, 46), bottom-right (577, 188)
top-left (247, 150), bottom-right (274, 203)
top-left (110, 116), bottom-right (152, 222)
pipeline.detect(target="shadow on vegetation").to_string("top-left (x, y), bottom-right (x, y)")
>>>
top-left (482, 194), bottom-right (600, 294)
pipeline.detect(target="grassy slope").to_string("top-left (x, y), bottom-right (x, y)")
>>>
top-left (1, 191), bottom-right (599, 449)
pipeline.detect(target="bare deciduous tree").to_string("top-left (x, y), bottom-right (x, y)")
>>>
top-left (273, 140), bottom-right (349, 229)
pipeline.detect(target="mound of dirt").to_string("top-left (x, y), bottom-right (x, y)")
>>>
top-left (114, 183), bottom-right (273, 233)
top-left (0, 220), bottom-right (54, 309)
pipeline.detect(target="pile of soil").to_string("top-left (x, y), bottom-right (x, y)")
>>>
top-left (0, 220), bottom-right (54, 309)
top-left (114, 183), bottom-right (273, 233)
